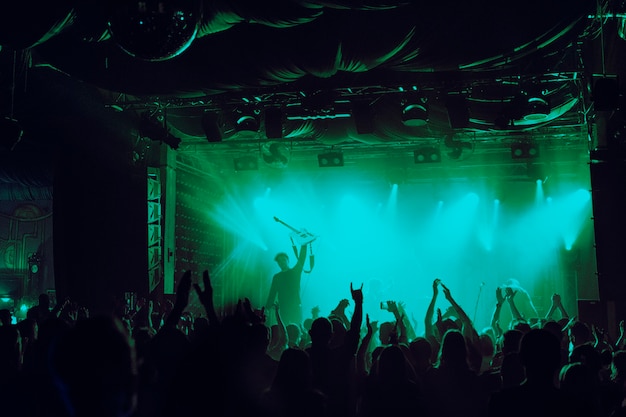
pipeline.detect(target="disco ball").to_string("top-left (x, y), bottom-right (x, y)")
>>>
top-left (108, 0), bottom-right (202, 61)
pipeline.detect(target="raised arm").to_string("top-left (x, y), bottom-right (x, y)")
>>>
top-left (330, 298), bottom-right (350, 329)
top-left (51, 297), bottom-right (70, 319)
top-left (505, 287), bottom-right (525, 323)
top-left (555, 293), bottom-right (569, 319)
top-left (545, 293), bottom-right (568, 320)
top-left (269, 303), bottom-right (287, 352)
top-left (193, 270), bottom-right (219, 326)
top-left (164, 270), bottom-right (192, 329)
top-left (356, 314), bottom-right (377, 377)
top-left (350, 283), bottom-right (364, 334)
top-left (294, 244), bottom-right (308, 272)
top-left (441, 283), bottom-right (479, 345)
top-left (386, 300), bottom-right (408, 345)
top-left (340, 283), bottom-right (364, 356)
top-left (397, 302), bottom-right (417, 341)
top-left (490, 287), bottom-right (505, 341)
top-left (425, 278), bottom-right (440, 340)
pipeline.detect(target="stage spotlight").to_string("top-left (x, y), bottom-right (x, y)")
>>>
top-left (317, 151), bottom-right (344, 167)
top-left (523, 96), bottom-right (550, 121)
top-left (401, 102), bottom-right (429, 127)
top-left (413, 146), bottom-right (441, 163)
top-left (235, 107), bottom-right (260, 132)
top-left (511, 141), bottom-right (539, 159)
top-left (233, 155), bottom-right (259, 171)
top-left (201, 111), bottom-right (222, 143)
top-left (264, 107), bottom-right (283, 139)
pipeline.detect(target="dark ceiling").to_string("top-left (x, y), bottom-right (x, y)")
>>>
top-left (0, 0), bottom-right (624, 191)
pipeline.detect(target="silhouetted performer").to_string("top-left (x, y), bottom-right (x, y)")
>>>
top-left (266, 244), bottom-right (309, 326)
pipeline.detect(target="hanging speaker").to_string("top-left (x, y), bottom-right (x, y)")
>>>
top-left (264, 107), bottom-right (283, 139)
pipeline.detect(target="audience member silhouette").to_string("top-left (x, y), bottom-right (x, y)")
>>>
top-left (426, 328), bottom-right (489, 417)
top-left (488, 328), bottom-right (580, 417)
top-left (358, 344), bottom-right (424, 417)
top-left (49, 315), bottom-right (137, 417)
top-left (307, 283), bottom-right (363, 417)
top-left (259, 347), bottom-right (327, 417)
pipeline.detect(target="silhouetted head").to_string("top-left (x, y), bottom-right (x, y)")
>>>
top-left (542, 320), bottom-right (564, 344)
top-left (309, 317), bottom-right (332, 345)
top-left (409, 337), bottom-right (433, 366)
top-left (329, 318), bottom-right (346, 348)
top-left (520, 328), bottom-right (561, 383)
top-left (502, 329), bottom-right (524, 354)
top-left (378, 345), bottom-right (410, 383)
top-left (303, 318), bottom-right (313, 332)
top-left (378, 321), bottom-right (395, 345)
top-left (559, 362), bottom-right (594, 395)
top-left (438, 329), bottom-right (468, 370)
top-left (274, 252), bottom-right (290, 271)
top-left (249, 322), bottom-right (271, 353)
top-left (568, 321), bottom-right (593, 348)
top-left (477, 333), bottom-right (495, 358)
top-left (570, 343), bottom-right (601, 376)
top-left (273, 348), bottom-right (313, 392)
top-left (436, 318), bottom-right (460, 338)
top-left (0, 309), bottom-right (11, 326)
top-left (286, 323), bottom-right (301, 346)
top-left (512, 321), bottom-right (531, 334)
top-left (38, 293), bottom-right (50, 309)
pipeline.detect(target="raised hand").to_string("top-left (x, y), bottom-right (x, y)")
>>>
top-left (350, 282), bottom-right (364, 303)
top-left (496, 287), bottom-right (505, 305)
top-left (505, 286), bottom-right (517, 300)
top-left (620, 320), bottom-right (625, 336)
top-left (370, 317), bottom-right (379, 334)
top-left (433, 278), bottom-right (441, 296)
top-left (441, 282), bottom-right (452, 300)
top-left (335, 299), bottom-right (350, 311)
top-left (244, 298), bottom-right (264, 324)
top-left (176, 270), bottom-right (192, 306)
top-left (551, 293), bottom-right (561, 306)
top-left (386, 300), bottom-right (399, 315)
top-left (593, 324), bottom-right (607, 344)
top-left (193, 270), bottom-right (214, 307)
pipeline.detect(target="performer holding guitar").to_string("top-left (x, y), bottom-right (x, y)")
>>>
top-left (266, 217), bottom-right (316, 326)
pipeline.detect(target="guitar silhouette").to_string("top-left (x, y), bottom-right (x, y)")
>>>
top-left (273, 216), bottom-right (317, 245)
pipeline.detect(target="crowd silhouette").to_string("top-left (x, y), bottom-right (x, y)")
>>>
top-left (0, 271), bottom-right (625, 417)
